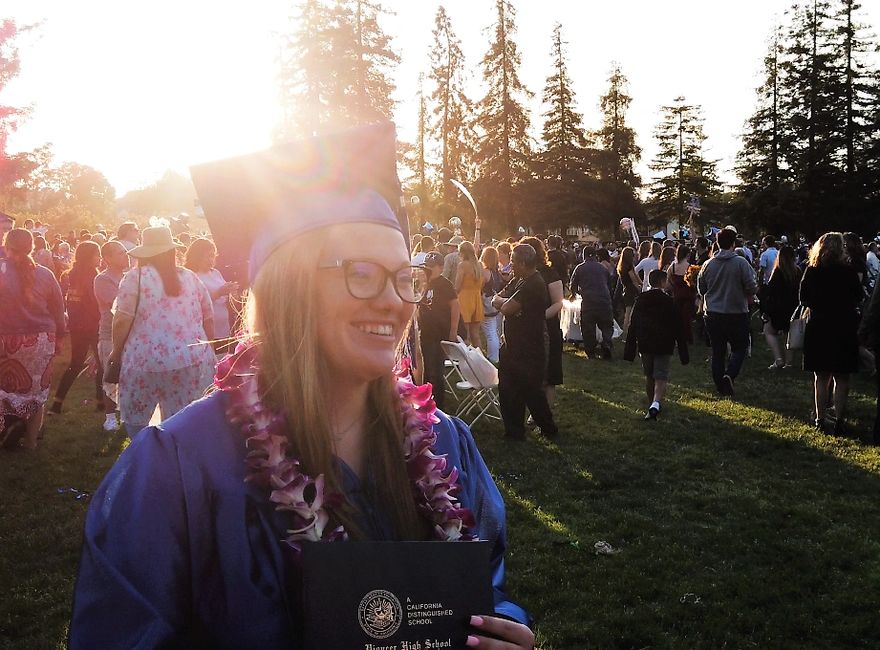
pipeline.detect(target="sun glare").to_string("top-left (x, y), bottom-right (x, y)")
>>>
top-left (6, 0), bottom-right (285, 192)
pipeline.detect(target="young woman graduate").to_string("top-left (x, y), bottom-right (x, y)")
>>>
top-left (69, 124), bottom-right (534, 650)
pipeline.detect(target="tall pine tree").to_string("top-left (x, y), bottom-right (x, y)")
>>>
top-left (473, 0), bottom-right (533, 236)
top-left (332, 0), bottom-right (398, 124)
top-left (648, 96), bottom-right (721, 230)
top-left (276, 0), bottom-right (397, 140)
top-left (831, 0), bottom-right (880, 223)
top-left (595, 64), bottom-right (641, 189)
top-left (276, 0), bottom-right (337, 141)
top-left (416, 72), bottom-right (428, 194)
top-left (593, 64), bottom-right (644, 236)
top-left (738, 27), bottom-right (785, 193)
top-left (863, 70), bottom-right (880, 215)
top-left (734, 25), bottom-right (796, 233)
top-left (521, 23), bottom-right (596, 232)
top-left (427, 5), bottom-right (475, 202)
top-left (397, 74), bottom-right (428, 227)
top-left (735, 0), bottom-right (880, 235)
top-left (538, 23), bottom-right (589, 181)
top-left (779, 0), bottom-right (846, 233)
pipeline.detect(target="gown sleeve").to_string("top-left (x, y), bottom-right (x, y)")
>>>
top-left (438, 413), bottom-right (532, 627)
top-left (69, 426), bottom-right (193, 649)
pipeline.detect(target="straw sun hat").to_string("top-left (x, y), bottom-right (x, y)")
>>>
top-left (126, 226), bottom-right (186, 259)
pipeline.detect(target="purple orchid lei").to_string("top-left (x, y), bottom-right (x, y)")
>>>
top-left (214, 341), bottom-right (476, 551)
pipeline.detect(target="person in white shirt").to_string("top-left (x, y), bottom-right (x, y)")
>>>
top-left (759, 235), bottom-right (778, 285)
top-left (634, 240), bottom-right (661, 291)
top-left (866, 242), bottom-right (880, 289)
top-left (94, 241), bottom-right (129, 431)
top-left (184, 237), bottom-right (237, 344)
top-left (411, 235), bottom-right (435, 267)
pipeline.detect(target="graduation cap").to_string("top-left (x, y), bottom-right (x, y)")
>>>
top-left (0, 211), bottom-right (14, 225)
top-left (189, 122), bottom-right (408, 285)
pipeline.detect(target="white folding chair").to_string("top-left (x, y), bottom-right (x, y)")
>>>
top-left (440, 340), bottom-right (473, 413)
top-left (443, 357), bottom-right (461, 398)
top-left (440, 340), bottom-right (502, 428)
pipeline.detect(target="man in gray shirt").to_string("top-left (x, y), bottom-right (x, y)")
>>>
top-left (697, 228), bottom-right (758, 396)
top-left (570, 247), bottom-right (614, 359)
top-left (94, 241), bottom-right (129, 431)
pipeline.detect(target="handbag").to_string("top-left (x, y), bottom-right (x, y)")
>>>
top-left (786, 305), bottom-right (809, 351)
top-left (104, 268), bottom-right (141, 384)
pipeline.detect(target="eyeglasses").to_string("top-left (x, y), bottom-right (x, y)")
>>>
top-left (318, 260), bottom-right (429, 303)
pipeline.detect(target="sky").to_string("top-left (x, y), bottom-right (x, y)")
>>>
top-left (3, 0), bottom-right (880, 197)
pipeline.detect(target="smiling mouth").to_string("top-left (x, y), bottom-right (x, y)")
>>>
top-left (356, 323), bottom-right (394, 337)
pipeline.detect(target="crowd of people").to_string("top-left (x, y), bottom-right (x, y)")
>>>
top-left (0, 215), bottom-right (235, 448)
top-left (3, 145), bottom-right (880, 647)
top-left (409, 222), bottom-right (880, 443)
top-left (3, 209), bottom-right (880, 450)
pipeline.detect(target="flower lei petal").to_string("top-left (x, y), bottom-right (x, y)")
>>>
top-left (394, 358), bottom-right (476, 543)
top-left (215, 342), bottom-right (476, 551)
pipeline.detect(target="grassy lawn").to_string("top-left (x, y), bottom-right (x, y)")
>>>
top-left (2, 337), bottom-right (879, 649)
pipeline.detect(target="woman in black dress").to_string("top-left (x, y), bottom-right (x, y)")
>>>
top-left (667, 244), bottom-right (696, 344)
top-left (800, 233), bottom-right (864, 433)
top-left (615, 247), bottom-right (641, 340)
top-left (760, 245), bottom-right (801, 369)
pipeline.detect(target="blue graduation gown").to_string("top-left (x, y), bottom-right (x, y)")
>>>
top-left (69, 391), bottom-right (529, 648)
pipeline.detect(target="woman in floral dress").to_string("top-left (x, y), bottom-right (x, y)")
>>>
top-left (107, 226), bottom-right (216, 436)
top-left (0, 229), bottom-right (65, 450)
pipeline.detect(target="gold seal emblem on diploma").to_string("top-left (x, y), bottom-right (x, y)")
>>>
top-left (357, 590), bottom-right (403, 639)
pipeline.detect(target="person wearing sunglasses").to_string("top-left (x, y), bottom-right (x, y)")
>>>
top-left (70, 126), bottom-right (534, 650)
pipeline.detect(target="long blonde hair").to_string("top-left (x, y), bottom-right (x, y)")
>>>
top-left (480, 245), bottom-right (499, 271)
top-left (808, 232), bottom-right (845, 268)
top-left (4, 229), bottom-right (37, 304)
top-left (458, 241), bottom-right (481, 280)
top-left (245, 228), bottom-right (428, 541)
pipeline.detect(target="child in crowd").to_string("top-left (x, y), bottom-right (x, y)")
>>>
top-left (624, 269), bottom-right (690, 419)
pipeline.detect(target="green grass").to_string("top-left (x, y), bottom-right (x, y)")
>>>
top-left (2, 338), bottom-right (880, 649)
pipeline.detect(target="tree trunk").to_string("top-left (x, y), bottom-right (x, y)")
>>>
top-left (845, 0), bottom-right (855, 182)
top-left (500, 1), bottom-right (512, 233)
top-left (678, 108), bottom-right (684, 222)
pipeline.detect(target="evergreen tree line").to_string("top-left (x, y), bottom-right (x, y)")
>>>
top-left (278, 0), bottom-right (643, 237)
top-left (4, 3), bottom-right (877, 239)
top-left (278, 0), bottom-right (880, 239)
top-left (734, 0), bottom-right (880, 236)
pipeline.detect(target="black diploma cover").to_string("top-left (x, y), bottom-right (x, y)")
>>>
top-left (303, 541), bottom-right (493, 649)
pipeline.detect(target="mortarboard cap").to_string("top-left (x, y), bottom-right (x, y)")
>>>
top-left (0, 212), bottom-right (15, 224)
top-left (189, 122), bottom-right (409, 285)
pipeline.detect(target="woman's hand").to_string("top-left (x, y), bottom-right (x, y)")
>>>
top-left (466, 615), bottom-right (535, 649)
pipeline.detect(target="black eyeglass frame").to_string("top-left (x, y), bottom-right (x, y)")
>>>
top-left (317, 259), bottom-right (429, 304)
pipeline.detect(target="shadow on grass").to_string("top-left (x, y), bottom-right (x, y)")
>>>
top-left (0, 406), bottom-right (130, 649)
top-left (473, 353), bottom-right (880, 649)
top-left (3, 343), bottom-right (879, 649)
